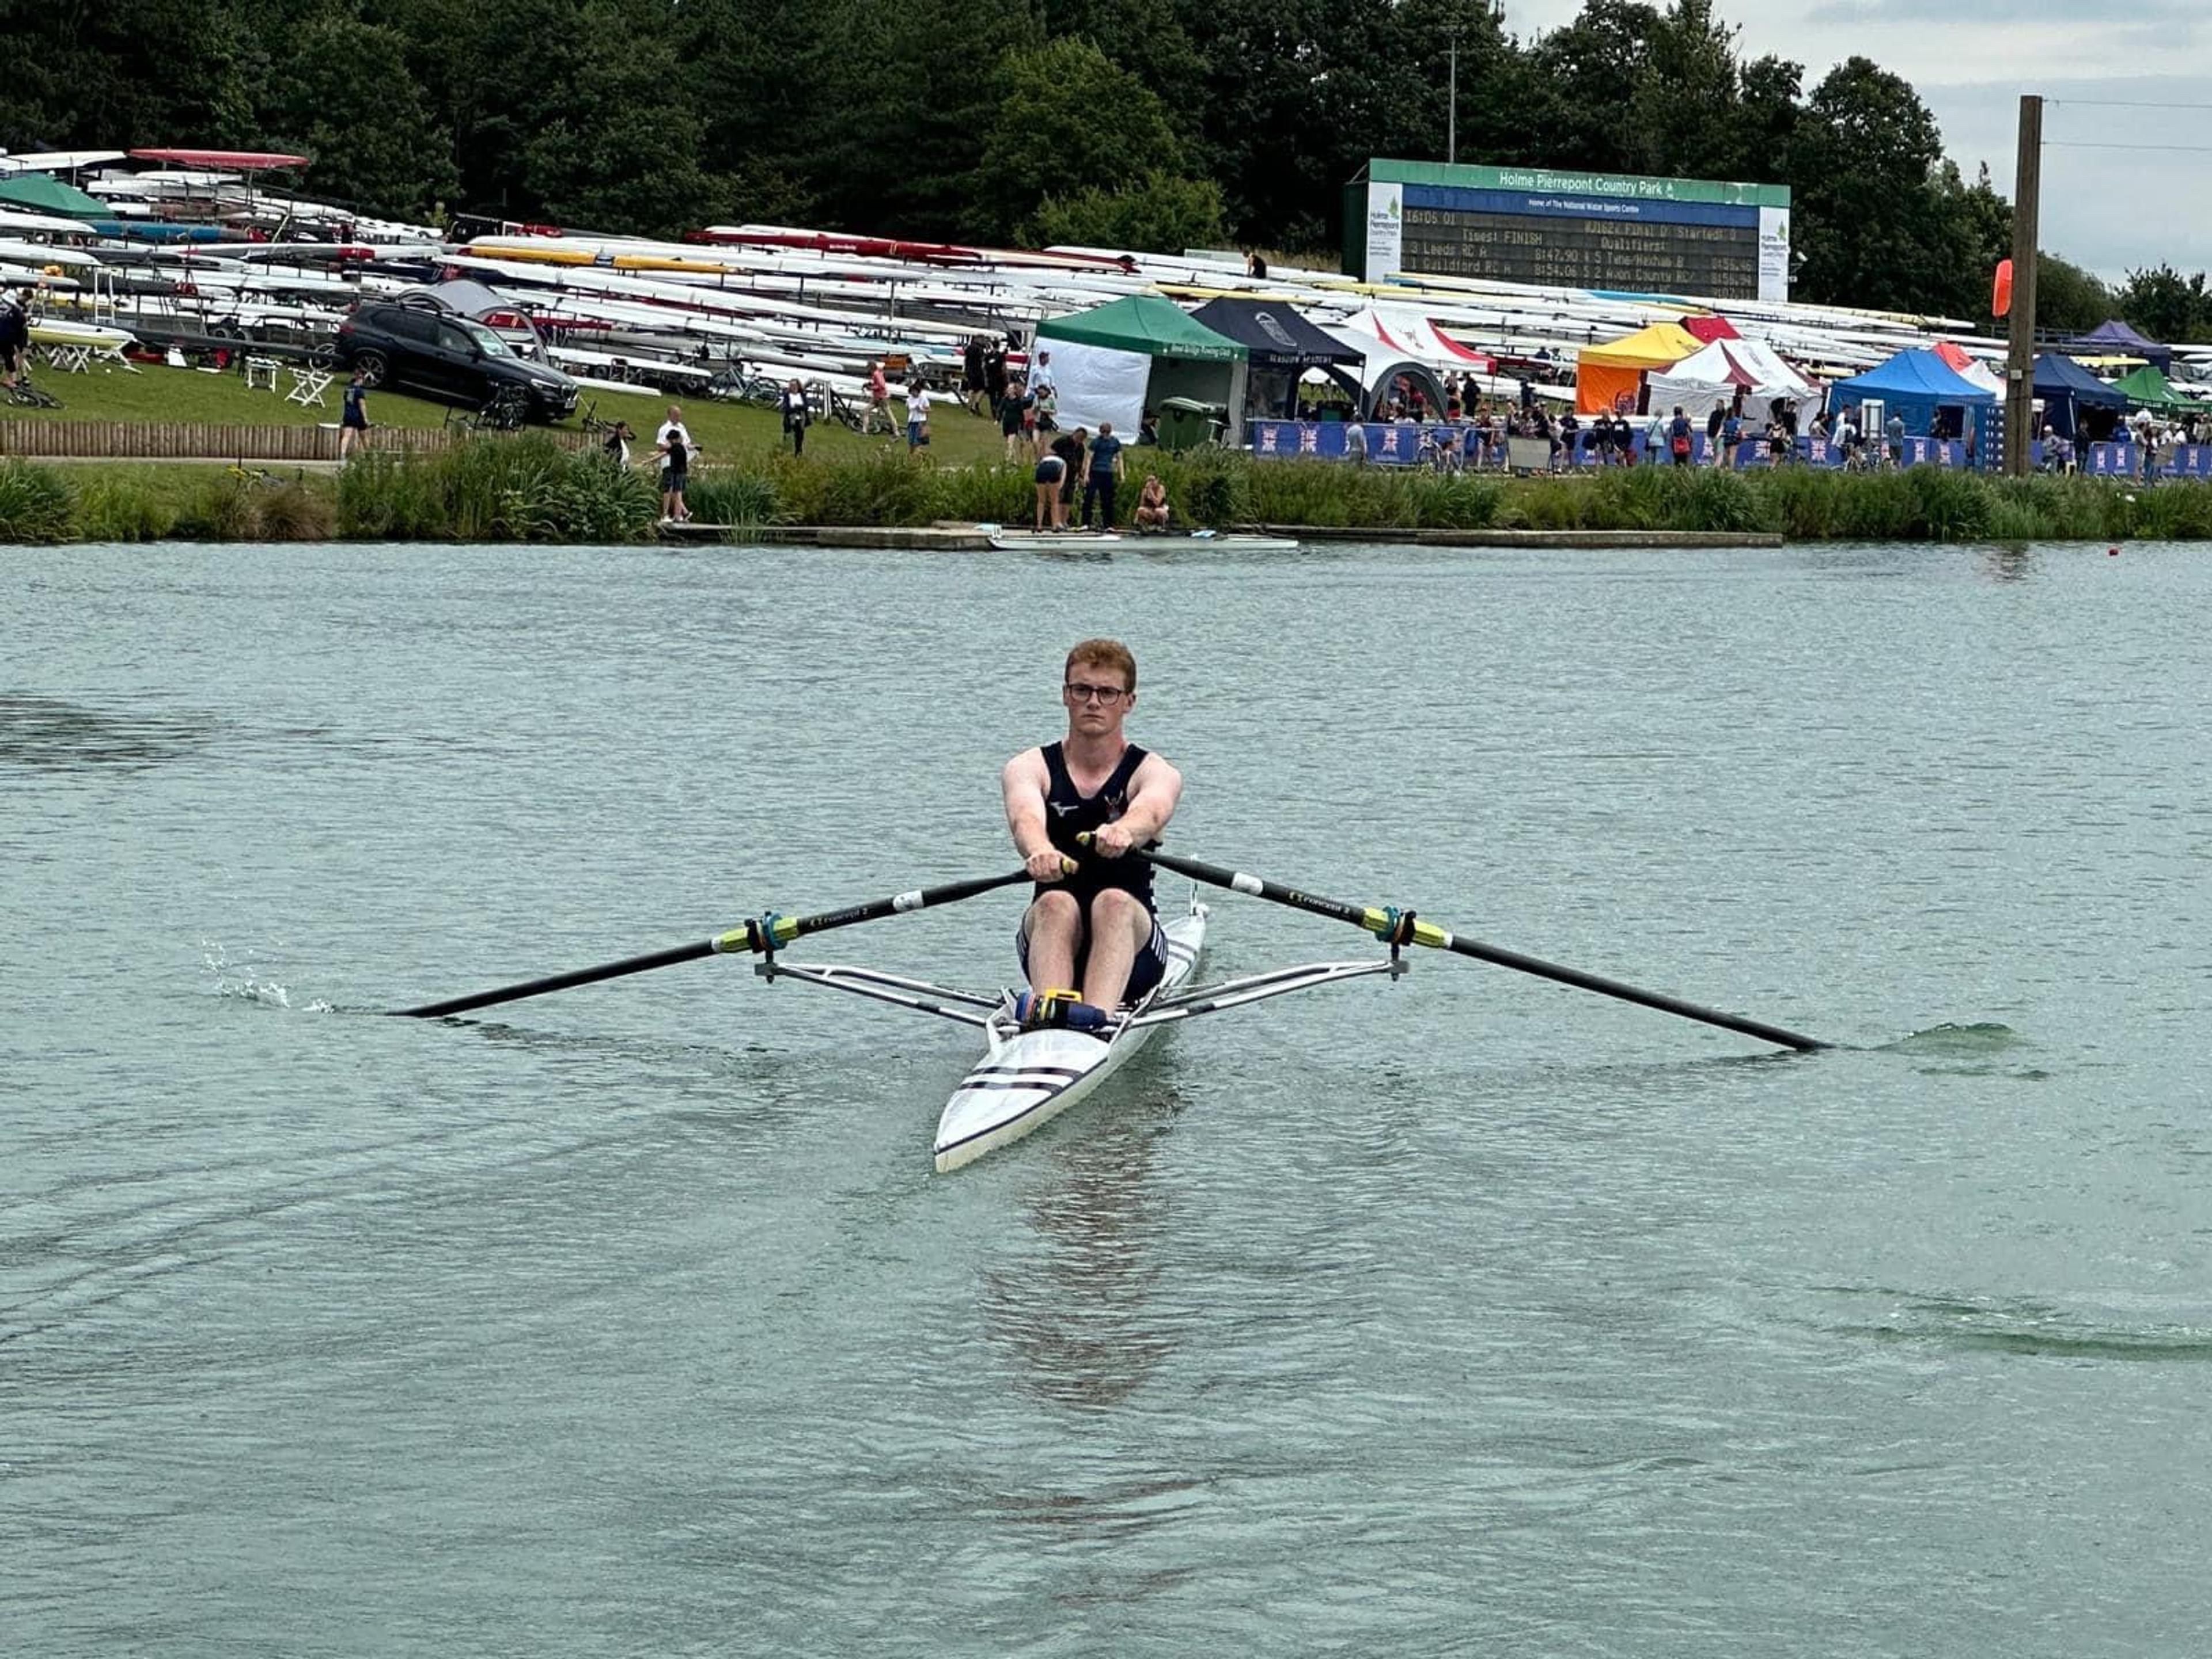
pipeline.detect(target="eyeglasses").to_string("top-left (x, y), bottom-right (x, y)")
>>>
top-left (1063, 682), bottom-right (1130, 704)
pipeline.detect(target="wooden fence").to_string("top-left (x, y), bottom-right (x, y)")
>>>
top-left (0, 420), bottom-right (597, 461)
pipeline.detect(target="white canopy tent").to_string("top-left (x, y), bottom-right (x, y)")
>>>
top-left (1647, 339), bottom-right (1820, 422)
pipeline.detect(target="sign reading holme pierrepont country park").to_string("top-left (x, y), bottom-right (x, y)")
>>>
top-left (1346, 160), bottom-right (1793, 302)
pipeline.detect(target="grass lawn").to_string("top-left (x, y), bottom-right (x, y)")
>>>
top-left (10, 358), bottom-right (1008, 465)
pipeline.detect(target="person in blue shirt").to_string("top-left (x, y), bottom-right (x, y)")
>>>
top-left (1668, 406), bottom-right (1694, 467)
top-left (339, 368), bottom-right (370, 460)
top-left (1082, 422), bottom-right (1125, 529)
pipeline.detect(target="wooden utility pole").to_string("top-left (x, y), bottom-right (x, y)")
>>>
top-left (2003, 94), bottom-right (2043, 476)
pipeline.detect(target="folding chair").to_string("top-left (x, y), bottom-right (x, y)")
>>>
top-left (285, 366), bottom-right (334, 408)
top-left (243, 355), bottom-right (282, 390)
top-left (43, 344), bottom-right (93, 376)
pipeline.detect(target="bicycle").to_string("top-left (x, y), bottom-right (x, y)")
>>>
top-left (821, 384), bottom-right (868, 435)
top-left (5, 367), bottom-right (62, 409)
top-left (443, 387), bottom-right (531, 434)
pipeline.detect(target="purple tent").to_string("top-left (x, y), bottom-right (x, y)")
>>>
top-left (2063, 319), bottom-right (2171, 372)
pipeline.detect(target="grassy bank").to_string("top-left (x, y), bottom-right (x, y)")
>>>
top-left (2, 357), bottom-right (1007, 464)
top-left (5, 444), bottom-right (2210, 544)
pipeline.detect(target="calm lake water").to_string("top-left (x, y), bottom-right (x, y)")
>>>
top-left (5, 537), bottom-right (2209, 1656)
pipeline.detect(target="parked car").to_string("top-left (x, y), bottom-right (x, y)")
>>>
top-left (332, 301), bottom-right (579, 422)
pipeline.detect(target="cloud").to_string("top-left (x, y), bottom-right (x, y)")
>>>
top-left (1498, 1), bottom-right (2210, 275)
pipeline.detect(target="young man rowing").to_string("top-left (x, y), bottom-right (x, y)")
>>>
top-left (1003, 638), bottom-right (1182, 1027)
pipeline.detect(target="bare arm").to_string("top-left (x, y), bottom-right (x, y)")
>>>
top-left (1090, 755), bottom-right (1181, 856)
top-left (1001, 749), bottom-right (1064, 881)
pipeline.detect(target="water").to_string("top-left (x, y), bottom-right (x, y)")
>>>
top-left (5, 539), bottom-right (2209, 1656)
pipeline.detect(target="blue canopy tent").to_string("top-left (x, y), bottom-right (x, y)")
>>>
top-left (2031, 352), bottom-right (2127, 441)
top-left (2064, 318), bottom-right (2171, 373)
top-left (1830, 349), bottom-right (1997, 449)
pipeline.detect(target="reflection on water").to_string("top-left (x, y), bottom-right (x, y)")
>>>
top-left (982, 1065), bottom-right (1187, 1412)
top-left (0, 694), bottom-right (218, 771)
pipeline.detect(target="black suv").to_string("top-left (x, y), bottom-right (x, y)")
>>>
top-left (332, 301), bottom-right (579, 422)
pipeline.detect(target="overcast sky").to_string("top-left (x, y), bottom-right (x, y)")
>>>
top-left (1503, 0), bottom-right (2212, 281)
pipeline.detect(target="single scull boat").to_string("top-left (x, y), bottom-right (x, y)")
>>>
top-left (394, 846), bottom-right (1830, 1171)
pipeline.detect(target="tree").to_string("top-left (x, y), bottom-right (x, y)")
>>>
top-left (1787, 56), bottom-right (1953, 310)
top-left (1626, 0), bottom-right (1743, 177)
top-left (1026, 171), bottom-right (1226, 253)
top-left (2035, 256), bottom-right (2112, 336)
top-left (1527, 0), bottom-right (1660, 172)
top-left (268, 14), bottom-right (458, 221)
top-left (973, 39), bottom-right (1187, 241)
top-left (2114, 264), bottom-right (2212, 344)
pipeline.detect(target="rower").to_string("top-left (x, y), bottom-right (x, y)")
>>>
top-left (1003, 638), bottom-right (1183, 1031)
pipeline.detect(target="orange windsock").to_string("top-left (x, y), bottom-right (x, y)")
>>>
top-left (1992, 259), bottom-right (2014, 318)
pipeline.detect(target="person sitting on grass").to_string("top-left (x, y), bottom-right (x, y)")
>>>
top-left (1134, 474), bottom-right (1171, 534)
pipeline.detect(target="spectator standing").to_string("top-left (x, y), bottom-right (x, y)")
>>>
top-left (998, 377), bottom-right (1031, 461)
top-left (1668, 406), bottom-right (1694, 467)
top-left (1705, 403), bottom-right (1726, 464)
top-left (1051, 426), bottom-right (1086, 522)
top-left (1032, 442), bottom-right (1068, 531)
top-left (653, 407), bottom-right (698, 522)
top-left (0, 285), bottom-right (29, 392)
top-left (339, 367), bottom-right (371, 461)
top-left (603, 418), bottom-right (634, 468)
top-left (863, 360), bottom-right (893, 435)
top-left (1082, 421), bottom-right (1125, 529)
top-left (962, 338), bottom-right (987, 415)
top-left (905, 379), bottom-right (931, 449)
top-left (1346, 418), bottom-right (1369, 467)
top-left (781, 378), bottom-right (810, 456)
top-left (1884, 409), bottom-right (1905, 468)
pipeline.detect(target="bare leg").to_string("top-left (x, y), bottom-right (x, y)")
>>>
top-left (1079, 888), bottom-right (1152, 1009)
top-left (1020, 889), bottom-right (1084, 993)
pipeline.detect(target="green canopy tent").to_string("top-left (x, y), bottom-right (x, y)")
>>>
top-left (0, 172), bottom-right (109, 218)
top-left (1034, 294), bottom-right (1249, 447)
top-left (2111, 363), bottom-right (2208, 414)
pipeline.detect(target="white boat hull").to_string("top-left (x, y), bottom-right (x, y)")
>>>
top-left (933, 903), bottom-right (1205, 1172)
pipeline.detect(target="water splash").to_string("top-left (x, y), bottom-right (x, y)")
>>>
top-left (1878, 1021), bottom-right (2023, 1055)
top-left (203, 942), bottom-right (332, 1012)
top-left (1825, 1287), bottom-right (2212, 1362)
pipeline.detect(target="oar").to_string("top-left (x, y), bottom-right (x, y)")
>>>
top-left (1112, 842), bottom-right (1831, 1052)
top-left (392, 866), bottom-right (1040, 1019)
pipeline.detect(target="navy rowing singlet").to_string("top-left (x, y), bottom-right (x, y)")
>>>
top-left (1036, 741), bottom-right (1156, 908)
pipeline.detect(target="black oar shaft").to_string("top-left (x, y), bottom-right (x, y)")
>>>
top-left (395, 941), bottom-right (714, 1018)
top-left (393, 868), bottom-right (1033, 1020)
top-left (1131, 845), bottom-right (1829, 1052)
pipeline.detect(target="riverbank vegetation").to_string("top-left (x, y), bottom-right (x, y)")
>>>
top-left (7, 445), bottom-right (2210, 546)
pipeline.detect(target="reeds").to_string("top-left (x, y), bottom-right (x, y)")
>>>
top-left (3, 448), bottom-right (2209, 544)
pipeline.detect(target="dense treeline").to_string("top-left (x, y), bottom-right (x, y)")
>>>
top-left (6, 0), bottom-right (2206, 334)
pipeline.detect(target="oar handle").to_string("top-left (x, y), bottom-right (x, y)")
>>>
top-left (1125, 844), bottom-right (1830, 1053)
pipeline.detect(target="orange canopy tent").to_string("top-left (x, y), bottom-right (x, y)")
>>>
top-left (1575, 321), bottom-right (1706, 414)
